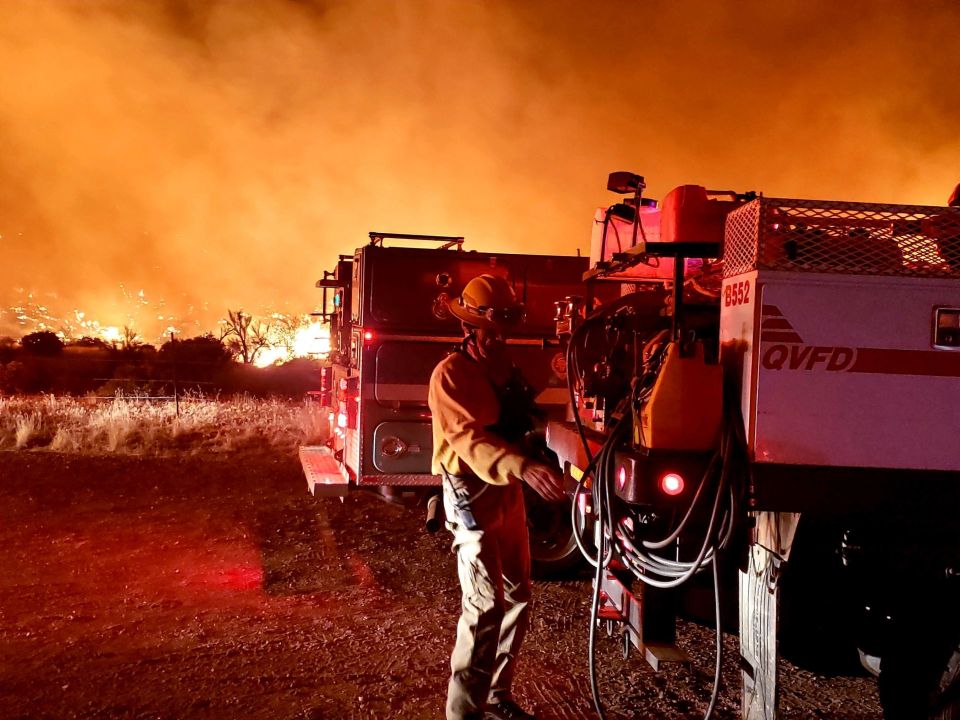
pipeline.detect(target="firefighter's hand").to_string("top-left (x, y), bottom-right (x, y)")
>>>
top-left (522, 462), bottom-right (565, 502)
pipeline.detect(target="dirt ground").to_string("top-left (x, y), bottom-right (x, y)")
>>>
top-left (0, 450), bottom-right (883, 719)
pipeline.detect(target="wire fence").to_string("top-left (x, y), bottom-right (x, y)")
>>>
top-left (88, 376), bottom-right (220, 415)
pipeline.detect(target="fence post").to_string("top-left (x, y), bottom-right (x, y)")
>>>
top-left (171, 332), bottom-right (180, 417)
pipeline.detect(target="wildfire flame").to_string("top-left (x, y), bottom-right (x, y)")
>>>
top-left (2, 295), bottom-right (329, 366)
top-left (252, 322), bottom-right (330, 368)
top-left (100, 326), bottom-right (122, 344)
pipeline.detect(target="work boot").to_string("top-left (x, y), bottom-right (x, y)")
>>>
top-left (484, 699), bottom-right (536, 720)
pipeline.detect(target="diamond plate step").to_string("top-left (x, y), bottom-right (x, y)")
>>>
top-left (299, 445), bottom-right (350, 496)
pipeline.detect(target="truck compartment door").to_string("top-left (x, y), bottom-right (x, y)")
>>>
top-left (371, 421), bottom-right (433, 473)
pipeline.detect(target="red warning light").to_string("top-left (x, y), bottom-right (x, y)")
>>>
top-left (660, 472), bottom-right (684, 496)
top-left (618, 466), bottom-right (627, 490)
top-left (363, 330), bottom-right (374, 341)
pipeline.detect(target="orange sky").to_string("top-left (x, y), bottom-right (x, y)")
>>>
top-left (2, 0), bottom-right (958, 340)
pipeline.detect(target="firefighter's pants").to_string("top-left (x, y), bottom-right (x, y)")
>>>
top-left (442, 474), bottom-right (531, 720)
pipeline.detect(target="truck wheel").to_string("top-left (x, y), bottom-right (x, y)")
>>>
top-left (934, 645), bottom-right (960, 720)
top-left (524, 488), bottom-right (581, 578)
top-left (879, 630), bottom-right (960, 720)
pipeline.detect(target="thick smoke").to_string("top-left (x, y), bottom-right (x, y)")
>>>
top-left (2, 0), bottom-right (958, 339)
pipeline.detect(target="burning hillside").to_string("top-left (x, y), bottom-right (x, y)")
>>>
top-left (3, 1), bottom-right (959, 344)
top-left (2, 291), bottom-right (328, 368)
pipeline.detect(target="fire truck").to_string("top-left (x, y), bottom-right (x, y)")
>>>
top-left (299, 179), bottom-right (960, 718)
top-left (299, 232), bottom-right (606, 574)
top-left (544, 172), bottom-right (960, 719)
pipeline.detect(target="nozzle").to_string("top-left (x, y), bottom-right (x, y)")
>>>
top-left (425, 493), bottom-right (444, 533)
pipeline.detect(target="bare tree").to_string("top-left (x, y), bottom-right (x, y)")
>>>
top-left (121, 325), bottom-right (141, 350)
top-left (220, 309), bottom-right (271, 364)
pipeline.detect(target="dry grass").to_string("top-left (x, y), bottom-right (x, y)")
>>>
top-left (0, 393), bottom-right (329, 456)
top-left (14, 412), bottom-right (41, 449)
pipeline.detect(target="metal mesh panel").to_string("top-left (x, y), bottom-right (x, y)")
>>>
top-left (723, 199), bottom-right (761, 276)
top-left (724, 197), bottom-right (960, 278)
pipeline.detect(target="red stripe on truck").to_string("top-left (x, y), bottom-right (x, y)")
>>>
top-left (849, 348), bottom-right (960, 377)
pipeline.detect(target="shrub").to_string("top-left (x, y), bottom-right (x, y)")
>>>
top-left (0, 336), bottom-right (16, 363)
top-left (68, 337), bottom-right (112, 351)
top-left (2, 360), bottom-right (48, 394)
top-left (20, 331), bottom-right (64, 356)
top-left (158, 335), bottom-right (232, 366)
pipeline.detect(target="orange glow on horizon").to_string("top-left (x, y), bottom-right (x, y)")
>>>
top-left (3, 2), bottom-right (958, 341)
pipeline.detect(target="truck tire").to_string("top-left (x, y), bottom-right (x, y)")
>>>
top-left (524, 488), bottom-right (581, 578)
top-left (934, 645), bottom-right (960, 720)
top-left (879, 627), bottom-right (960, 720)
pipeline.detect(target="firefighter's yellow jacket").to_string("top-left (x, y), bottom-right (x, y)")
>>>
top-left (428, 351), bottom-right (527, 486)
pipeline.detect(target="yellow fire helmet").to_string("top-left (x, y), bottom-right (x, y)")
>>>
top-left (449, 274), bottom-right (524, 331)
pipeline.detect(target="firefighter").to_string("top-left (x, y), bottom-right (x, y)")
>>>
top-left (429, 274), bottom-right (565, 720)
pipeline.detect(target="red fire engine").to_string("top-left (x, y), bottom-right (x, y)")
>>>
top-left (300, 232), bottom-right (604, 574)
